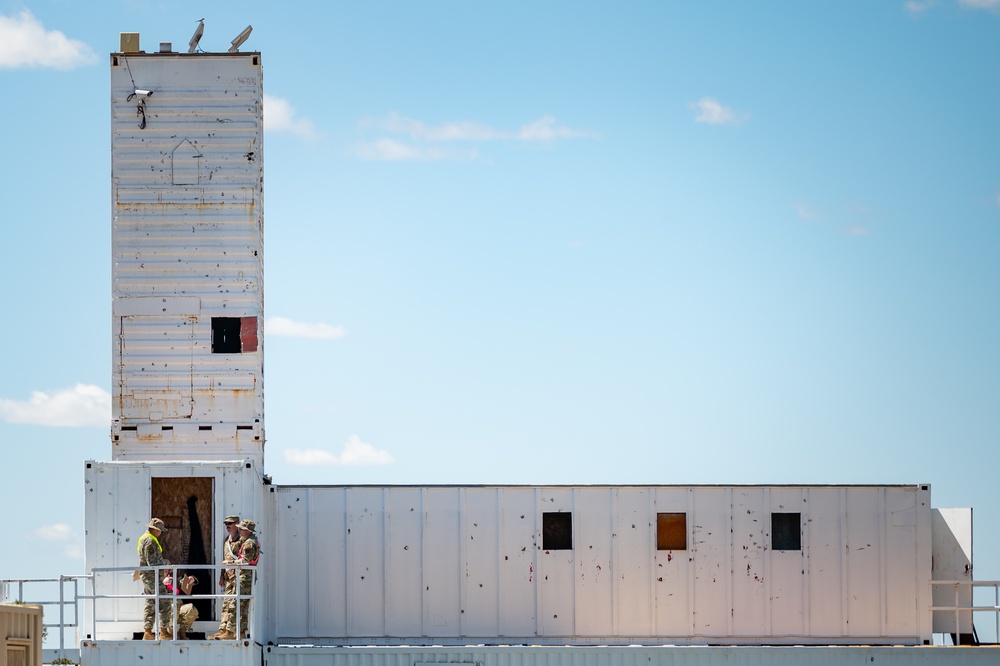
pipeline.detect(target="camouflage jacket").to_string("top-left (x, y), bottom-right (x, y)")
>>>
top-left (238, 535), bottom-right (260, 566)
top-left (222, 534), bottom-right (244, 565)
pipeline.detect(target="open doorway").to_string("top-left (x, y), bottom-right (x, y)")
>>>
top-left (151, 477), bottom-right (215, 620)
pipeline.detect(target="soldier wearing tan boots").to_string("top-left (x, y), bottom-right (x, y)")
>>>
top-left (162, 572), bottom-right (198, 639)
top-left (235, 519), bottom-right (260, 639)
top-left (209, 515), bottom-right (243, 640)
top-left (137, 518), bottom-right (171, 640)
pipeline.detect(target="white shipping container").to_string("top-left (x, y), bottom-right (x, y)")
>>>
top-left (271, 484), bottom-right (934, 646)
top-left (109, 52), bottom-right (265, 465)
top-left (83, 460), bottom-right (270, 642)
top-left (260, 644), bottom-right (1000, 666)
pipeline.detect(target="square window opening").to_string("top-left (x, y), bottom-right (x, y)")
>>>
top-left (212, 316), bottom-right (257, 353)
top-left (772, 512), bottom-right (801, 550)
top-left (542, 512), bottom-right (573, 550)
top-left (657, 512), bottom-right (687, 550)
top-left (212, 317), bottom-right (242, 353)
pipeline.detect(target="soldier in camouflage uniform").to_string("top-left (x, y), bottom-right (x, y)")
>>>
top-left (209, 515), bottom-right (242, 640)
top-left (137, 518), bottom-right (171, 639)
top-left (236, 519), bottom-right (260, 639)
top-left (162, 572), bottom-right (199, 639)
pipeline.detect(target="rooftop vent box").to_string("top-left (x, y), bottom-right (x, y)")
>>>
top-left (120, 32), bottom-right (140, 53)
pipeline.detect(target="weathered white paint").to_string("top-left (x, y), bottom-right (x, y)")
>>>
top-left (262, 645), bottom-right (1000, 666)
top-left (271, 484), bottom-right (934, 645)
top-left (81, 639), bottom-right (259, 666)
top-left (76, 640), bottom-right (1000, 666)
top-left (109, 52), bottom-right (264, 465)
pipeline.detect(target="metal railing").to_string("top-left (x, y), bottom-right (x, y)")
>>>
top-left (0, 575), bottom-right (88, 663)
top-left (9, 574), bottom-right (996, 648)
top-left (86, 563), bottom-right (256, 642)
top-left (930, 580), bottom-right (1000, 645)
top-left (3, 564), bottom-right (257, 648)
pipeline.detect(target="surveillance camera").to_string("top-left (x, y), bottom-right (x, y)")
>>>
top-left (134, 89), bottom-right (152, 97)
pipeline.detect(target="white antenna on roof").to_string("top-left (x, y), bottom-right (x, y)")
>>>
top-left (228, 25), bottom-right (253, 52)
top-left (188, 18), bottom-right (205, 53)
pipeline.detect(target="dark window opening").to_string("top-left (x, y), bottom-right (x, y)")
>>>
top-left (772, 512), bottom-right (801, 550)
top-left (542, 512), bottom-right (573, 550)
top-left (212, 316), bottom-right (257, 353)
top-left (657, 512), bottom-right (687, 550)
top-left (212, 317), bottom-right (242, 353)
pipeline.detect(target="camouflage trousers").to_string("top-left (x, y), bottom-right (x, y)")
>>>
top-left (141, 573), bottom-right (171, 631)
top-left (219, 570), bottom-right (254, 634)
top-left (238, 571), bottom-right (254, 635)
top-left (219, 574), bottom-right (238, 632)
top-left (173, 602), bottom-right (199, 631)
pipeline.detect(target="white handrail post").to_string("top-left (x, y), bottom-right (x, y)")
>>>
top-left (58, 575), bottom-right (66, 659)
top-left (90, 573), bottom-right (97, 642)
top-left (953, 582), bottom-right (960, 645)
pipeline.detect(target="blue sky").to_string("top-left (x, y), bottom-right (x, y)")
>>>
top-left (1, 0), bottom-right (999, 602)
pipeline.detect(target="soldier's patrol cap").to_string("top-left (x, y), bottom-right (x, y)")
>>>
top-left (224, 515), bottom-right (240, 525)
top-left (147, 518), bottom-right (167, 532)
top-left (237, 519), bottom-right (256, 533)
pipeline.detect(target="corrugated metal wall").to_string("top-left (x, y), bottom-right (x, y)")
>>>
top-left (272, 485), bottom-right (932, 645)
top-left (81, 640), bottom-right (259, 666)
top-left (109, 53), bottom-right (264, 464)
top-left (263, 645), bottom-right (1000, 666)
top-left (76, 641), bottom-right (1000, 666)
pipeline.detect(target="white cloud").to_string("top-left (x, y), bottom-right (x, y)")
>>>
top-left (0, 384), bottom-right (110, 427)
top-left (354, 138), bottom-right (479, 162)
top-left (0, 10), bottom-right (97, 70)
top-left (285, 435), bottom-right (394, 466)
top-left (264, 93), bottom-right (320, 140)
top-left (958, 0), bottom-right (1000, 10)
top-left (517, 115), bottom-right (593, 141)
top-left (32, 523), bottom-right (84, 560)
top-left (792, 201), bottom-right (873, 237)
top-left (904, 0), bottom-right (938, 13)
top-left (792, 201), bottom-right (820, 221)
top-left (354, 113), bottom-right (593, 161)
top-left (366, 112), bottom-right (592, 143)
top-left (846, 202), bottom-right (873, 217)
top-left (370, 113), bottom-right (504, 142)
top-left (265, 316), bottom-right (347, 339)
top-left (690, 97), bottom-right (748, 126)
top-left (33, 523), bottom-right (76, 542)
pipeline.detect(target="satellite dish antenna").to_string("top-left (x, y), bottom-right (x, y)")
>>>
top-left (228, 25), bottom-right (253, 52)
top-left (188, 18), bottom-right (205, 53)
